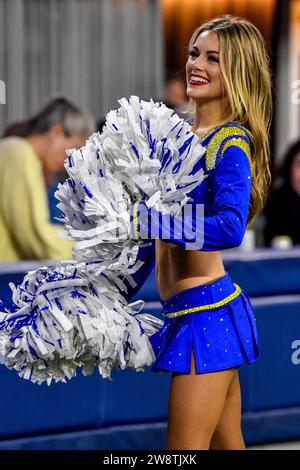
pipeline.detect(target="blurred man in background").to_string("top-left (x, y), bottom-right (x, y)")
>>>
top-left (0, 96), bottom-right (95, 262)
top-left (163, 75), bottom-right (190, 118)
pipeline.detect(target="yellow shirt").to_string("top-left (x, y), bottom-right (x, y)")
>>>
top-left (0, 137), bottom-right (73, 262)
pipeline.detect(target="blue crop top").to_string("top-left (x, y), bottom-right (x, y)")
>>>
top-left (123, 121), bottom-right (253, 301)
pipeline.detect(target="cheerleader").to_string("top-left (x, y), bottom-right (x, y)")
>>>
top-left (128, 15), bottom-right (272, 450)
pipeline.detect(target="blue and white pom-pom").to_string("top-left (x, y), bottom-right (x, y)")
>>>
top-left (0, 262), bottom-right (163, 385)
top-left (0, 96), bottom-right (207, 385)
top-left (55, 96), bottom-right (207, 261)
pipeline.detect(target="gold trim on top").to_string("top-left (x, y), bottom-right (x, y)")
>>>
top-left (205, 126), bottom-right (252, 171)
top-left (133, 197), bottom-right (142, 240)
top-left (164, 283), bottom-right (242, 319)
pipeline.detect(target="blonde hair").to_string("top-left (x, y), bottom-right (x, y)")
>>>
top-left (188, 14), bottom-right (273, 227)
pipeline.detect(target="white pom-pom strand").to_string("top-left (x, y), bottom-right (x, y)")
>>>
top-left (0, 262), bottom-right (163, 385)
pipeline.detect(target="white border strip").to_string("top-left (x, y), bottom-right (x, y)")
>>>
top-left (251, 295), bottom-right (300, 307)
top-left (0, 259), bottom-right (72, 274)
top-left (222, 246), bottom-right (300, 261)
top-left (144, 295), bottom-right (300, 312)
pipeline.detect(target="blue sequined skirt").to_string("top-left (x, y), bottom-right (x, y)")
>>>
top-left (148, 272), bottom-right (260, 374)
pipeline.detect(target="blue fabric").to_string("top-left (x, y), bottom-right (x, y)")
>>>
top-left (130, 122), bottom-right (252, 251)
top-left (148, 272), bottom-right (260, 374)
top-left (127, 123), bottom-right (259, 374)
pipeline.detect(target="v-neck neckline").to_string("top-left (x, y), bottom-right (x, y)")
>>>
top-left (191, 121), bottom-right (237, 145)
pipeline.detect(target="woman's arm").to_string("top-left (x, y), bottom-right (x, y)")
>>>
top-left (130, 134), bottom-right (252, 251)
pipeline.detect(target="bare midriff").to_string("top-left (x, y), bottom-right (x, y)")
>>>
top-left (155, 238), bottom-right (226, 302)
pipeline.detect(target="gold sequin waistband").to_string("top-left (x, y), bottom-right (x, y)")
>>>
top-left (133, 197), bottom-right (142, 240)
top-left (164, 283), bottom-right (242, 319)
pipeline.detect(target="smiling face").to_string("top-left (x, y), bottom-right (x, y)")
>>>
top-left (186, 30), bottom-right (225, 103)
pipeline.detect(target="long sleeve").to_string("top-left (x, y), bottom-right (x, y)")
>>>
top-left (121, 240), bottom-right (156, 302)
top-left (130, 133), bottom-right (252, 251)
top-left (0, 138), bottom-right (73, 261)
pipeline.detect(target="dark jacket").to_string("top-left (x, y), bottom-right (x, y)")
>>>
top-left (263, 183), bottom-right (300, 246)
